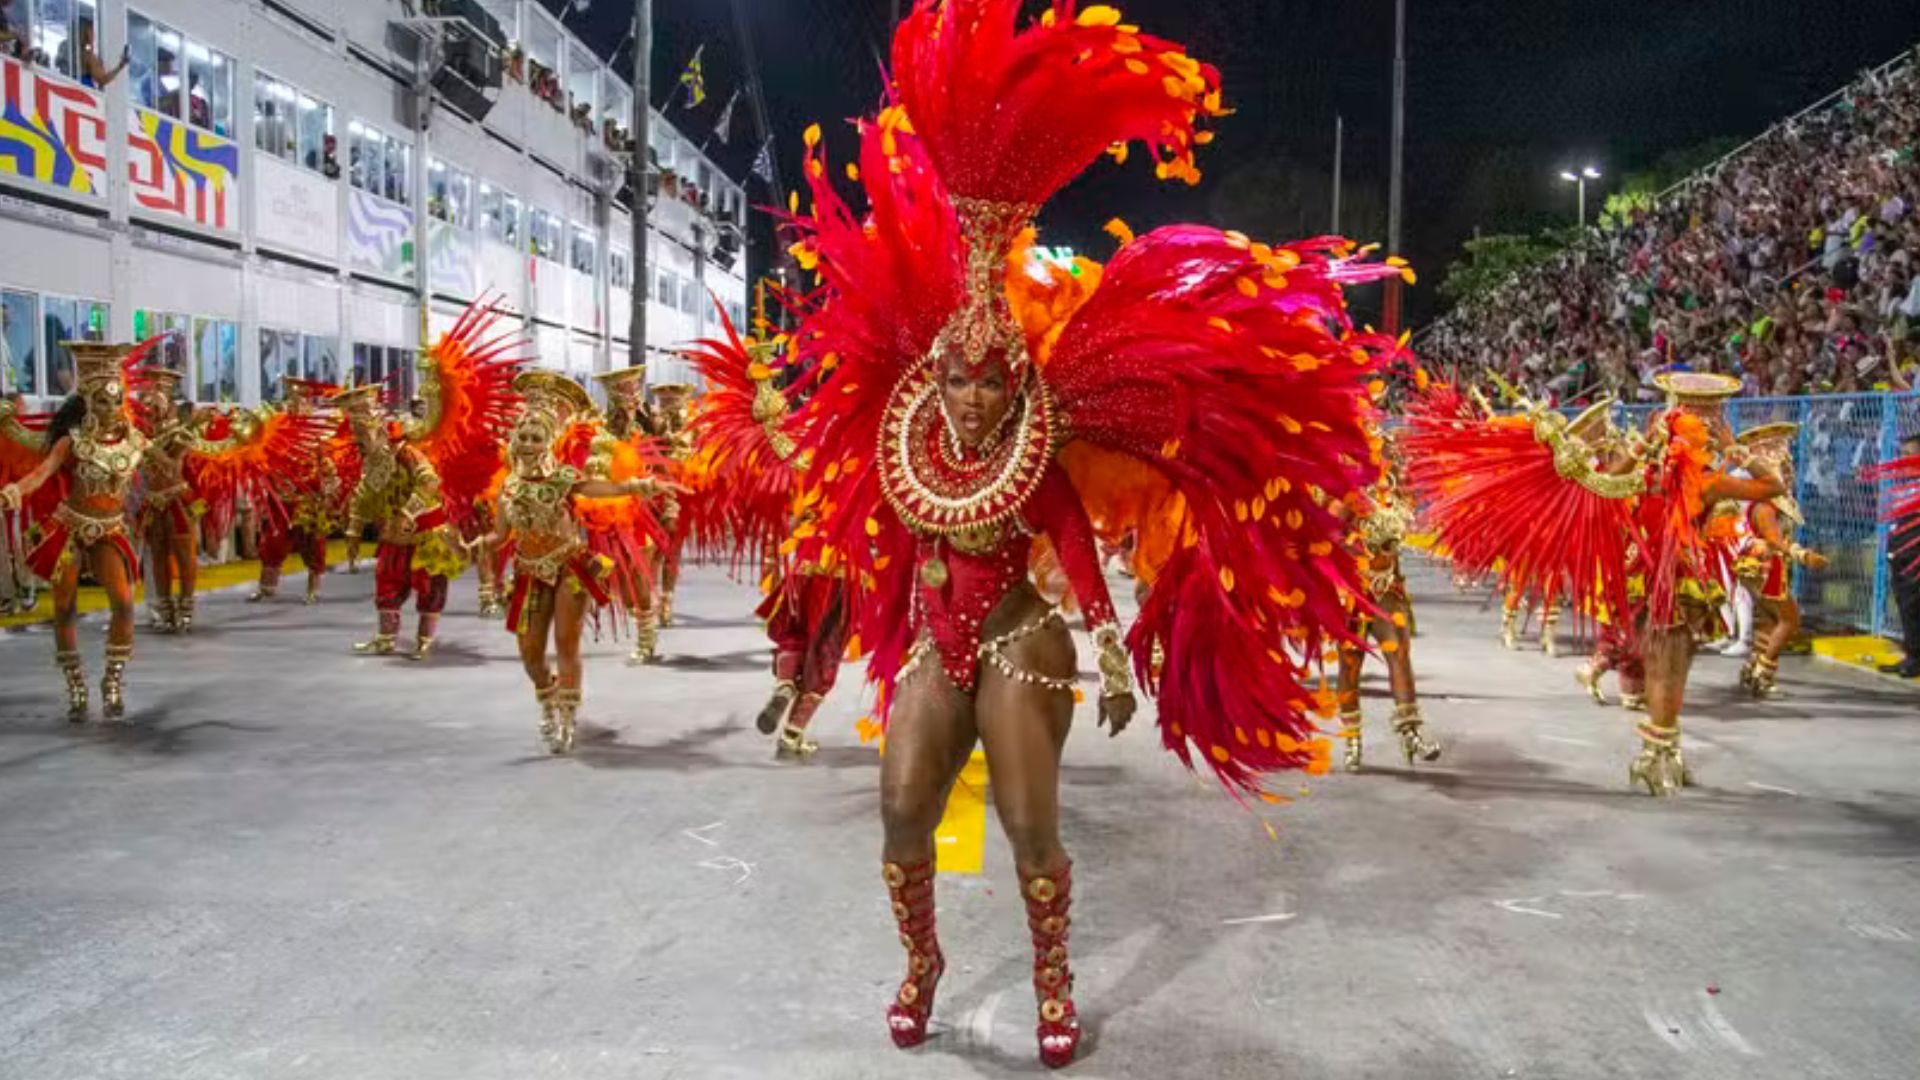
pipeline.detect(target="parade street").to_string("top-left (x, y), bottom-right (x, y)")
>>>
top-left (2, 561), bottom-right (1917, 1080)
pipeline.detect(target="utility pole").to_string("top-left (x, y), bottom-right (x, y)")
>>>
top-left (1383, 0), bottom-right (1406, 334)
top-left (629, 0), bottom-right (651, 376)
top-left (1331, 113), bottom-right (1344, 234)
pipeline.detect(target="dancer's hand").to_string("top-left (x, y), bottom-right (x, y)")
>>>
top-left (1098, 692), bottom-right (1136, 737)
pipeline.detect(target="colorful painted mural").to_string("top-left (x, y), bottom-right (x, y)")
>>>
top-left (127, 109), bottom-right (240, 230)
top-left (347, 187), bottom-right (415, 279)
top-left (0, 55), bottom-right (108, 197)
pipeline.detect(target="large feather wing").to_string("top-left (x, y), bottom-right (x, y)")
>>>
top-left (408, 297), bottom-right (527, 530)
top-left (1041, 225), bottom-right (1405, 794)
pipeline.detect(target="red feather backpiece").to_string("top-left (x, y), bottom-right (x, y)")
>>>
top-left (1041, 226), bottom-right (1401, 793)
top-left (0, 402), bottom-right (63, 521)
top-left (1398, 397), bottom-right (1641, 629)
top-left (680, 305), bottom-right (801, 575)
top-left (410, 297), bottom-right (528, 532)
top-left (185, 406), bottom-right (334, 539)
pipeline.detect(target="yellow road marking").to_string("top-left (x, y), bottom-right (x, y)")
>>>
top-left (934, 749), bottom-right (989, 875)
top-left (0, 541), bottom-right (349, 630)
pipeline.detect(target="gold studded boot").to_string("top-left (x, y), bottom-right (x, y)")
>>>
top-left (1023, 865), bottom-right (1081, 1069)
top-left (628, 608), bottom-right (659, 665)
top-left (1574, 662), bottom-right (1608, 705)
top-left (776, 692), bottom-right (823, 761)
top-left (534, 680), bottom-right (559, 751)
top-left (1392, 702), bottom-right (1441, 764)
top-left (407, 613), bottom-right (439, 661)
top-left (550, 687), bottom-right (580, 754)
top-left (757, 679), bottom-right (799, 736)
top-left (1751, 656), bottom-right (1781, 699)
top-left (175, 594), bottom-right (195, 634)
top-left (57, 650), bottom-right (88, 723)
top-left (1499, 600), bottom-right (1520, 651)
top-left (1338, 707), bottom-right (1364, 772)
top-left (1628, 720), bottom-right (1686, 796)
top-left (100, 643), bottom-right (131, 720)
top-left (882, 860), bottom-right (943, 1049)
top-left (1538, 604), bottom-right (1558, 657)
top-left (354, 610), bottom-right (401, 654)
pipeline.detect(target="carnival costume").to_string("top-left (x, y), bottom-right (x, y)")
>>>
top-left (1, 343), bottom-right (160, 718)
top-left (482, 370), bottom-right (671, 753)
top-left (777, 1), bottom-right (1410, 1064)
top-left (1336, 462), bottom-right (1440, 771)
top-left (1402, 372), bottom-right (1782, 796)
top-left (681, 315), bottom-right (854, 761)
top-left (592, 365), bottom-right (671, 663)
top-left (252, 379), bottom-right (348, 604)
top-left (1729, 423), bottom-right (1824, 697)
top-left (336, 300), bottom-right (523, 660)
top-left (646, 381), bottom-right (696, 630)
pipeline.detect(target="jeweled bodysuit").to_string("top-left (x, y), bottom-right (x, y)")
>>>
top-left (500, 465), bottom-right (610, 626)
top-left (34, 425), bottom-right (147, 580)
top-left (881, 368), bottom-right (1117, 692)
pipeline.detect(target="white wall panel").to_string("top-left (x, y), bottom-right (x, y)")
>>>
top-left (0, 218), bottom-right (111, 299)
top-left (130, 248), bottom-right (242, 321)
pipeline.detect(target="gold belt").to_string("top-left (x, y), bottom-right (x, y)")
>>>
top-left (516, 539), bottom-right (585, 585)
top-left (55, 504), bottom-right (127, 548)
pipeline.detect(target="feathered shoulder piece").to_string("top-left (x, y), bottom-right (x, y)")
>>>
top-left (1399, 386), bottom-right (1643, 622)
top-left (0, 399), bottom-right (58, 518)
top-left (1869, 452), bottom-right (1920, 572)
top-left (185, 405), bottom-right (333, 536)
top-left (408, 296), bottom-right (528, 529)
top-left (681, 305), bottom-right (803, 571)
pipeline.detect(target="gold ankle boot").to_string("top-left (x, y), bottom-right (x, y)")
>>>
top-left (1499, 603), bottom-right (1520, 650)
top-left (176, 595), bottom-right (195, 634)
top-left (776, 693), bottom-right (824, 760)
top-left (1620, 691), bottom-right (1647, 712)
top-left (1752, 657), bottom-right (1780, 699)
top-left (57, 650), bottom-right (88, 722)
top-left (1392, 702), bottom-right (1441, 764)
top-left (1538, 607), bottom-right (1558, 657)
top-left (757, 680), bottom-right (798, 735)
top-left (1339, 708), bottom-right (1364, 772)
top-left (1628, 720), bottom-right (1685, 796)
top-left (100, 643), bottom-right (131, 720)
top-left (1574, 663), bottom-right (1608, 705)
top-left (550, 688), bottom-right (580, 754)
top-left (407, 614), bottom-right (440, 662)
top-left (535, 681), bottom-right (559, 751)
top-left (628, 611), bottom-right (659, 665)
top-left (356, 611), bottom-right (401, 654)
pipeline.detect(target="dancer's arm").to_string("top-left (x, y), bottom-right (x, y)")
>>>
top-left (1032, 464), bottom-right (1135, 735)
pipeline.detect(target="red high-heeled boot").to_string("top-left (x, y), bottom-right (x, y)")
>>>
top-left (1023, 863), bottom-right (1080, 1068)
top-left (882, 859), bottom-right (943, 1048)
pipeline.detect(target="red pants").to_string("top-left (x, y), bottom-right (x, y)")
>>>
top-left (374, 542), bottom-right (447, 614)
top-left (761, 573), bottom-right (850, 696)
top-left (1597, 619), bottom-right (1645, 688)
top-left (259, 525), bottom-right (326, 575)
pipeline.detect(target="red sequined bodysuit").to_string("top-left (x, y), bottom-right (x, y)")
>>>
top-left (882, 367), bottom-right (1117, 692)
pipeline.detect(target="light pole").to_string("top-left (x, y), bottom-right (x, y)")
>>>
top-left (1559, 165), bottom-right (1601, 229)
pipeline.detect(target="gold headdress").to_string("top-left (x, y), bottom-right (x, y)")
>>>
top-left (933, 200), bottom-right (1036, 379)
top-left (593, 364), bottom-right (649, 408)
top-left (512, 370), bottom-right (594, 430)
top-left (1653, 371), bottom-right (1741, 406)
top-left (65, 342), bottom-right (137, 389)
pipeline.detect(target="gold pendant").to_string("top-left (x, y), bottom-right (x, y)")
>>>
top-left (919, 557), bottom-right (949, 589)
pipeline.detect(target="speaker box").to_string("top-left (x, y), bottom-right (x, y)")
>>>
top-left (433, 64), bottom-right (496, 122)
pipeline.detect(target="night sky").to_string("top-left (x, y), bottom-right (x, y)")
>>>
top-left (549, 0), bottom-right (1920, 324)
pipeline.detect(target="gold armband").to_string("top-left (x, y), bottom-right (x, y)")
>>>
top-left (1091, 623), bottom-right (1133, 698)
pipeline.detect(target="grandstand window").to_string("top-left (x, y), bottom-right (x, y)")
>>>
top-left (255, 72), bottom-right (336, 177)
top-left (23, 0), bottom-right (102, 85)
top-left (42, 295), bottom-right (108, 397)
top-left (348, 121), bottom-right (411, 207)
top-left (128, 12), bottom-right (232, 137)
top-left (133, 309), bottom-right (189, 376)
top-left (479, 183), bottom-right (521, 247)
top-left (1, 289), bottom-right (39, 397)
top-left (528, 208), bottom-right (561, 262)
top-left (193, 317), bottom-right (237, 404)
top-left (428, 158), bottom-right (474, 229)
top-left (569, 225), bottom-right (595, 275)
top-left (610, 247), bottom-right (632, 292)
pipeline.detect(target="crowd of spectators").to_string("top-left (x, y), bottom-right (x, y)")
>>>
top-left (1424, 46), bottom-right (1920, 403)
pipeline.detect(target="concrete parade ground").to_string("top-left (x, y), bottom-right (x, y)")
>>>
top-left (2, 559), bottom-right (1918, 1080)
